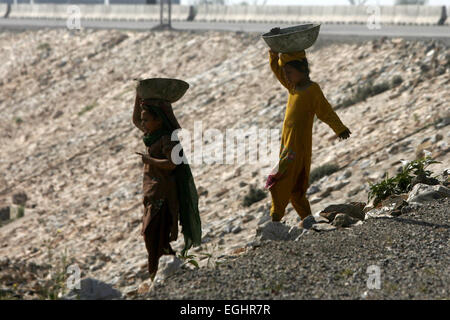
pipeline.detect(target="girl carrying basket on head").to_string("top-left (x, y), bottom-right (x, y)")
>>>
top-left (265, 28), bottom-right (351, 227)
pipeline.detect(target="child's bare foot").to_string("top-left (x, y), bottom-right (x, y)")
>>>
top-left (299, 215), bottom-right (313, 229)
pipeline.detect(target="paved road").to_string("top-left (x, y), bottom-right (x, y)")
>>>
top-left (1, 18), bottom-right (449, 44)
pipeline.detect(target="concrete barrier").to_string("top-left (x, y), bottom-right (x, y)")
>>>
top-left (312, 6), bottom-right (325, 24)
top-left (249, 5), bottom-right (265, 23)
top-left (448, 6), bottom-right (449, 25)
top-left (171, 5), bottom-right (192, 22)
top-left (296, 6), bottom-right (312, 23)
top-left (333, 6), bottom-right (350, 24)
top-left (194, 5), bottom-right (248, 22)
top-left (262, 5), bottom-right (389, 25)
top-left (298, 6), bottom-right (328, 24)
top-left (6, 4), bottom-right (446, 25)
top-left (199, 4), bottom-right (213, 22)
top-left (78, 4), bottom-right (101, 20)
top-left (1, 3), bottom-right (8, 18)
top-left (194, 4), bottom-right (207, 22)
top-left (349, 5), bottom-right (365, 24)
top-left (356, 5), bottom-right (370, 24)
top-left (196, 4), bottom-right (210, 22)
top-left (23, 4), bottom-right (49, 19)
top-left (374, 5), bottom-right (444, 25)
top-left (247, 5), bottom-right (281, 23)
top-left (8, 4), bottom-right (34, 19)
top-left (46, 4), bottom-right (62, 19)
top-left (226, 5), bottom-right (247, 22)
top-left (379, 6), bottom-right (395, 25)
top-left (8, 4), bottom-right (190, 22)
top-left (208, 5), bottom-right (227, 22)
top-left (417, 5), bottom-right (445, 25)
top-left (447, 6), bottom-right (449, 25)
top-left (331, 6), bottom-right (358, 24)
top-left (102, 4), bottom-right (160, 21)
top-left (313, 6), bottom-right (327, 23)
top-left (106, 5), bottom-right (129, 21)
top-left (321, 6), bottom-right (336, 24)
top-left (271, 6), bottom-right (288, 24)
top-left (284, 5), bottom-right (303, 24)
top-left (243, 5), bottom-right (364, 25)
top-left (244, 5), bottom-right (258, 23)
top-left (393, 5), bottom-right (419, 25)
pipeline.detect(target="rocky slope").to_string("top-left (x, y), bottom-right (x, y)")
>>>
top-left (143, 197), bottom-right (450, 300)
top-left (0, 27), bottom-right (449, 299)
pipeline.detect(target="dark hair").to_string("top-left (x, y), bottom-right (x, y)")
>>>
top-left (286, 58), bottom-right (310, 80)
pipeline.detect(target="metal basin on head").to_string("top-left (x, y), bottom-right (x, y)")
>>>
top-left (261, 24), bottom-right (321, 53)
top-left (135, 78), bottom-right (190, 103)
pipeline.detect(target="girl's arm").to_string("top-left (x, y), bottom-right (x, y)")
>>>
top-left (146, 157), bottom-right (177, 170)
top-left (136, 152), bottom-right (177, 170)
top-left (160, 135), bottom-right (178, 170)
top-left (132, 94), bottom-right (145, 132)
top-left (137, 136), bottom-right (178, 170)
top-left (269, 50), bottom-right (292, 91)
top-left (314, 84), bottom-right (349, 137)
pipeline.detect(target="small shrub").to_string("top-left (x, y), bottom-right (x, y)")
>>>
top-left (368, 174), bottom-right (399, 206)
top-left (0, 290), bottom-right (19, 300)
top-left (395, 167), bottom-right (414, 193)
top-left (14, 117), bottom-right (23, 125)
top-left (242, 185), bottom-right (266, 207)
top-left (356, 80), bottom-right (391, 100)
top-left (35, 249), bottom-right (71, 300)
top-left (408, 155), bottom-right (440, 177)
top-left (337, 77), bottom-right (401, 109)
top-left (371, 81), bottom-right (391, 95)
top-left (177, 250), bottom-right (199, 269)
top-left (391, 75), bottom-right (403, 87)
top-left (368, 155), bottom-right (441, 205)
top-left (338, 97), bottom-right (357, 109)
top-left (337, 268), bottom-right (354, 279)
top-left (309, 163), bottom-right (340, 184)
top-left (37, 43), bottom-right (51, 51)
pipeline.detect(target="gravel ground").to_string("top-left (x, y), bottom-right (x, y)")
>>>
top-left (141, 197), bottom-right (449, 300)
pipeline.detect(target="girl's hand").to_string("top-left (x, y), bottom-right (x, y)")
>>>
top-left (136, 152), bottom-right (176, 170)
top-left (338, 129), bottom-right (351, 140)
top-left (273, 170), bottom-right (284, 179)
top-left (135, 152), bottom-right (152, 164)
top-left (269, 49), bottom-right (279, 56)
top-left (268, 164), bottom-right (284, 180)
top-left (265, 171), bottom-right (284, 189)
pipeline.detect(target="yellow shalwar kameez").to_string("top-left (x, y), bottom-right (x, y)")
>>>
top-left (268, 51), bottom-right (349, 221)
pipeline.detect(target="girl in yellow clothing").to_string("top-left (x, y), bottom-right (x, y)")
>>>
top-left (265, 48), bottom-right (351, 226)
